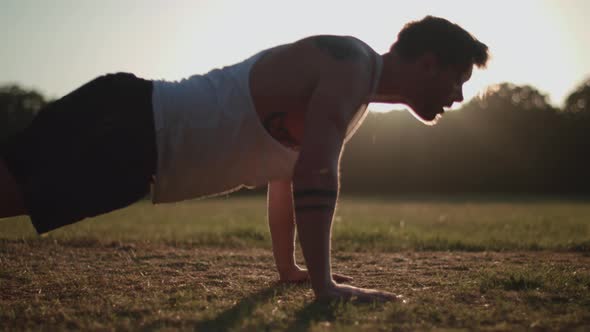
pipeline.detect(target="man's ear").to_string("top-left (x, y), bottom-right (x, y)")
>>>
top-left (416, 52), bottom-right (438, 77)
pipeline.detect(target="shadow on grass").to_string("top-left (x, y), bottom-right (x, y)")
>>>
top-left (192, 283), bottom-right (342, 332)
top-left (284, 301), bottom-right (340, 332)
top-left (193, 283), bottom-right (292, 331)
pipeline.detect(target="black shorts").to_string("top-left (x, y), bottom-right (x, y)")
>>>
top-left (0, 73), bottom-right (157, 234)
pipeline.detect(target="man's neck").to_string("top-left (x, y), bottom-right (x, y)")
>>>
top-left (369, 52), bottom-right (411, 105)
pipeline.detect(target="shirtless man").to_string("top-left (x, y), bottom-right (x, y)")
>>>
top-left (0, 16), bottom-right (488, 302)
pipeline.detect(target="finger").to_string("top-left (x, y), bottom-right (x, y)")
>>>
top-left (354, 290), bottom-right (399, 303)
top-left (375, 292), bottom-right (403, 302)
top-left (332, 273), bottom-right (354, 282)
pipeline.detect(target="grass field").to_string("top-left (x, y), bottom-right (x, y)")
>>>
top-left (1, 195), bottom-right (590, 330)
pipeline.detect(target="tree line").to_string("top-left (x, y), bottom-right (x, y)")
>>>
top-left (0, 85), bottom-right (47, 141)
top-left (342, 81), bottom-right (590, 194)
top-left (1, 79), bottom-right (589, 194)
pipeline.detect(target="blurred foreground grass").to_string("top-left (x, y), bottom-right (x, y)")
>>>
top-left (1, 195), bottom-right (589, 252)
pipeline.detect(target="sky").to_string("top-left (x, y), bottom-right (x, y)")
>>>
top-left (1, 0), bottom-right (589, 112)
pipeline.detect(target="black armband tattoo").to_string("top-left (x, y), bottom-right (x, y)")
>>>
top-left (313, 35), bottom-right (362, 61)
top-left (293, 189), bottom-right (338, 200)
top-left (295, 204), bottom-right (334, 212)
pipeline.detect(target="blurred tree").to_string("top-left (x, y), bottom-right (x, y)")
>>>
top-left (342, 82), bottom-right (590, 195)
top-left (561, 77), bottom-right (590, 191)
top-left (458, 83), bottom-right (569, 193)
top-left (564, 78), bottom-right (590, 114)
top-left (0, 85), bottom-right (47, 142)
top-left (469, 83), bottom-right (553, 112)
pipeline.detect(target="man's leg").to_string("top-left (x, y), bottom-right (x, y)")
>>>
top-left (0, 73), bottom-right (156, 234)
top-left (0, 158), bottom-right (27, 218)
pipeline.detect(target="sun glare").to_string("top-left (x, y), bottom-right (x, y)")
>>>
top-left (0, 0), bottom-right (588, 108)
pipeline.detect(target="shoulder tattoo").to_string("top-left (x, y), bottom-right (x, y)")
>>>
top-left (293, 189), bottom-right (338, 200)
top-left (313, 35), bottom-right (363, 61)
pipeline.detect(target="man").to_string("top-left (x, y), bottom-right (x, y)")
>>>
top-left (0, 16), bottom-right (488, 302)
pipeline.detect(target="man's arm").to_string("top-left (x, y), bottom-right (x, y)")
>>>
top-left (292, 39), bottom-right (397, 301)
top-left (267, 179), bottom-right (299, 279)
top-left (268, 179), bottom-right (353, 283)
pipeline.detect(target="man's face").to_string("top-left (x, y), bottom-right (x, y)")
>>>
top-left (409, 62), bottom-right (473, 125)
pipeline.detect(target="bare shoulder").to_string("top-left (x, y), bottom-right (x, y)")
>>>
top-left (297, 36), bottom-right (376, 108)
top-left (302, 35), bottom-right (372, 62)
top-left (252, 35), bottom-right (375, 96)
top-left (291, 35), bottom-right (375, 73)
top-left (291, 37), bottom-right (376, 137)
top-left (250, 36), bottom-right (378, 148)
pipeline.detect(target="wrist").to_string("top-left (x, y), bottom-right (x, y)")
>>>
top-left (278, 265), bottom-right (309, 282)
top-left (313, 279), bottom-right (338, 297)
top-left (277, 263), bottom-right (300, 274)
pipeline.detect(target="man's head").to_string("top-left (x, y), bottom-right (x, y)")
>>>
top-left (381, 16), bottom-right (489, 124)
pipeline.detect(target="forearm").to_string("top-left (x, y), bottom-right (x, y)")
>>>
top-left (293, 179), bottom-right (339, 294)
top-left (268, 215), bottom-right (297, 273)
top-left (268, 180), bottom-right (298, 275)
top-left (295, 206), bottom-right (336, 293)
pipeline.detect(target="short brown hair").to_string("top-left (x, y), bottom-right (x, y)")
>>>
top-left (390, 16), bottom-right (489, 68)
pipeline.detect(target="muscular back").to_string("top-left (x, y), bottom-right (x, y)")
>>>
top-left (249, 35), bottom-right (377, 149)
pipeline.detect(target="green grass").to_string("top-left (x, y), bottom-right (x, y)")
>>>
top-left (1, 195), bottom-right (590, 330)
top-left (1, 195), bottom-right (589, 252)
top-left (1, 244), bottom-right (589, 331)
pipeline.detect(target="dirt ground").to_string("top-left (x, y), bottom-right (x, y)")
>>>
top-left (1, 239), bottom-right (589, 331)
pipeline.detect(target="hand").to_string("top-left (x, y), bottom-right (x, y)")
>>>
top-left (317, 283), bottom-right (402, 303)
top-left (279, 266), bottom-right (353, 284)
